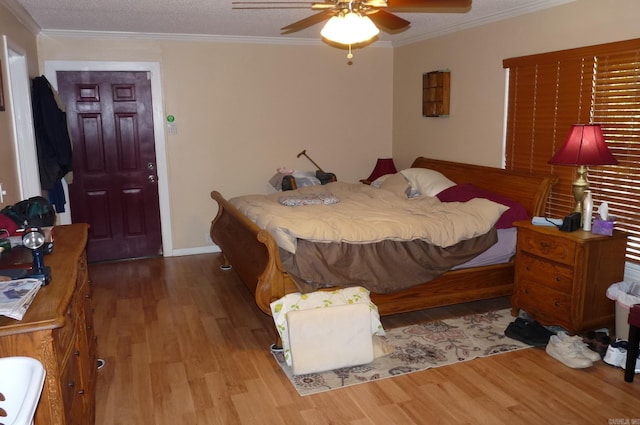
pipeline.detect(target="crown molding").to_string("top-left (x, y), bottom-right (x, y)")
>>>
top-left (392, 0), bottom-right (576, 47)
top-left (0, 0), bottom-right (41, 35)
top-left (39, 29), bottom-right (393, 48)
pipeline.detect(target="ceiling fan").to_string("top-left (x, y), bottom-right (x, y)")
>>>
top-left (232, 0), bottom-right (472, 39)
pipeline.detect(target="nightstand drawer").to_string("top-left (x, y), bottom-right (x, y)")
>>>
top-left (518, 229), bottom-right (576, 266)
top-left (517, 252), bottom-right (573, 293)
top-left (513, 282), bottom-right (572, 326)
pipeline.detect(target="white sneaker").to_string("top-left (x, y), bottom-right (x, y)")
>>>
top-left (546, 335), bottom-right (593, 368)
top-left (603, 339), bottom-right (627, 367)
top-left (555, 331), bottom-right (601, 362)
top-left (603, 340), bottom-right (640, 373)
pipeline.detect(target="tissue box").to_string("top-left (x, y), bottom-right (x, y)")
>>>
top-left (592, 217), bottom-right (615, 236)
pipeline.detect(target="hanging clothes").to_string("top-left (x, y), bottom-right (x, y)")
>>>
top-left (48, 179), bottom-right (66, 213)
top-left (31, 75), bottom-right (73, 191)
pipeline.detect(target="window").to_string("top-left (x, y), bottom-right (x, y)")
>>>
top-left (503, 38), bottom-right (640, 262)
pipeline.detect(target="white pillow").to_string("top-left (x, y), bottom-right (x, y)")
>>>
top-left (400, 168), bottom-right (456, 197)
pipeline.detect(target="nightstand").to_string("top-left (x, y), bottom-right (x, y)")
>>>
top-left (512, 220), bottom-right (627, 334)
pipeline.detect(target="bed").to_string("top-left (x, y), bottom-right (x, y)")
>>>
top-left (210, 157), bottom-right (557, 317)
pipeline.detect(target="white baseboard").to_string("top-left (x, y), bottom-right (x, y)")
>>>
top-left (169, 244), bottom-right (221, 257)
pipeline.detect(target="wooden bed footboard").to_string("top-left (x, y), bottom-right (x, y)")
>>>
top-left (210, 157), bottom-right (558, 317)
top-left (210, 191), bottom-right (298, 314)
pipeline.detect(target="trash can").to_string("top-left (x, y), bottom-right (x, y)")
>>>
top-left (606, 281), bottom-right (640, 339)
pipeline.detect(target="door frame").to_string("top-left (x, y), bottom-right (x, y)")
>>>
top-left (2, 35), bottom-right (41, 200)
top-left (44, 60), bottom-right (174, 257)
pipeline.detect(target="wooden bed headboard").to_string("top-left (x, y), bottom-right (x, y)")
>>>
top-left (410, 157), bottom-right (558, 217)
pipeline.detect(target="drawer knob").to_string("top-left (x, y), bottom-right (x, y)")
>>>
top-left (74, 350), bottom-right (80, 357)
top-left (68, 381), bottom-right (75, 388)
top-left (78, 389), bottom-right (85, 395)
top-left (555, 276), bottom-right (561, 283)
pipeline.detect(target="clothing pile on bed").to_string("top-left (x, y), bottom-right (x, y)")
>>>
top-left (278, 192), bottom-right (339, 207)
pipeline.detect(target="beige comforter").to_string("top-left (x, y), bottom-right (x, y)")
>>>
top-left (230, 181), bottom-right (508, 254)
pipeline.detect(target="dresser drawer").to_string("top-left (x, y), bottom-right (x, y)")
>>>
top-left (518, 229), bottom-right (576, 266)
top-left (54, 303), bottom-right (77, 364)
top-left (513, 281), bottom-right (572, 327)
top-left (61, 345), bottom-right (85, 425)
top-left (78, 280), bottom-right (95, 344)
top-left (516, 252), bottom-right (573, 293)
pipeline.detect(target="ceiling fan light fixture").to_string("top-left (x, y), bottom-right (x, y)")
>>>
top-left (320, 12), bottom-right (380, 45)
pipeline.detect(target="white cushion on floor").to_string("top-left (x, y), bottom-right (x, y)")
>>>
top-left (287, 303), bottom-right (374, 375)
top-left (270, 287), bottom-right (385, 367)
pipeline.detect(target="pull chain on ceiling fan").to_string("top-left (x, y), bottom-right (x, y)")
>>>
top-left (233, 0), bottom-right (471, 58)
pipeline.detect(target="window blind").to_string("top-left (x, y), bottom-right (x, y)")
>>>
top-left (503, 38), bottom-right (640, 263)
top-left (589, 50), bottom-right (640, 262)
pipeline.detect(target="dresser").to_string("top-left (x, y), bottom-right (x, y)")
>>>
top-left (512, 220), bottom-right (627, 334)
top-left (0, 224), bottom-right (96, 425)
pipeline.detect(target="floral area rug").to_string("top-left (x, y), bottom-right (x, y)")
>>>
top-left (271, 308), bottom-right (531, 396)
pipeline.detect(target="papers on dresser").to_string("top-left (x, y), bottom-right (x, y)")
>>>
top-left (0, 278), bottom-right (41, 320)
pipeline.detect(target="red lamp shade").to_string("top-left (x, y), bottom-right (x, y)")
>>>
top-left (366, 158), bottom-right (398, 182)
top-left (548, 124), bottom-right (618, 166)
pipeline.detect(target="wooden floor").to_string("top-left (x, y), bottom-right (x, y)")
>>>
top-left (90, 253), bottom-right (640, 425)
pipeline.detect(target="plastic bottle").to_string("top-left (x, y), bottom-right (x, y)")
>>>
top-left (583, 190), bottom-right (593, 231)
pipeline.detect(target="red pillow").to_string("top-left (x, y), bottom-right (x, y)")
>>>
top-left (436, 184), bottom-right (529, 229)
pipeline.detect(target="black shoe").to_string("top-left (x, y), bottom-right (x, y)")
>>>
top-left (580, 330), bottom-right (611, 359)
top-left (505, 317), bottom-right (555, 347)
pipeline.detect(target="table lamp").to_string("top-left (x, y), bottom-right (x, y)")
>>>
top-left (548, 124), bottom-right (618, 214)
top-left (362, 158), bottom-right (398, 184)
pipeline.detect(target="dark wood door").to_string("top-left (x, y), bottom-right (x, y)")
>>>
top-left (57, 71), bottom-right (162, 262)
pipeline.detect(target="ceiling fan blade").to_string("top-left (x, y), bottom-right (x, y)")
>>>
top-left (311, 2), bottom-right (338, 10)
top-left (232, 1), bottom-right (313, 8)
top-left (386, 0), bottom-right (471, 13)
top-left (367, 9), bottom-right (410, 32)
top-left (362, 0), bottom-right (388, 7)
top-left (281, 10), bottom-right (336, 33)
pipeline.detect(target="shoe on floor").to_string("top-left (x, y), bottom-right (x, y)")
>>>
top-left (555, 331), bottom-right (601, 362)
top-left (603, 339), bottom-right (640, 373)
top-left (505, 317), bottom-right (554, 346)
top-left (546, 335), bottom-right (593, 369)
top-left (581, 330), bottom-right (611, 359)
top-left (603, 339), bottom-right (627, 367)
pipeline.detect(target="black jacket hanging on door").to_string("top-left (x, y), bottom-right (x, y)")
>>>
top-left (31, 75), bottom-right (73, 190)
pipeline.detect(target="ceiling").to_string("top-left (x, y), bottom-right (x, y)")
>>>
top-left (8, 0), bottom-right (573, 45)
